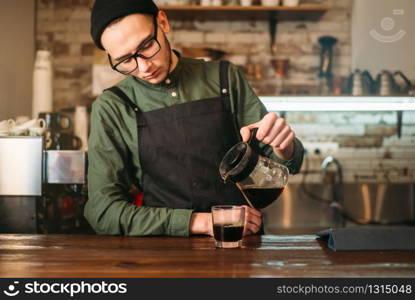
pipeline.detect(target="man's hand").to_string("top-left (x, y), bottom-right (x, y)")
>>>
top-left (242, 205), bottom-right (262, 236)
top-left (189, 206), bottom-right (262, 236)
top-left (189, 212), bottom-right (213, 235)
top-left (240, 112), bottom-right (295, 160)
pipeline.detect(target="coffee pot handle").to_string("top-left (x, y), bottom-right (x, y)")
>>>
top-left (248, 128), bottom-right (259, 147)
top-left (248, 127), bottom-right (265, 155)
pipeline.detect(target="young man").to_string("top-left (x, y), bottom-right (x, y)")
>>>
top-left (86, 0), bottom-right (304, 237)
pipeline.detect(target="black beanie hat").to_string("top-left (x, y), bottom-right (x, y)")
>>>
top-left (90, 0), bottom-right (159, 50)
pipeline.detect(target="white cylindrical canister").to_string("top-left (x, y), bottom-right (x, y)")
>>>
top-left (32, 50), bottom-right (53, 119)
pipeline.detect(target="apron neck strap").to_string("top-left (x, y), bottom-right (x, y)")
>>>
top-left (105, 86), bottom-right (147, 126)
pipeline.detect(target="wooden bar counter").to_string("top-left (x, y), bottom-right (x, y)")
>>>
top-left (1, 234), bottom-right (414, 277)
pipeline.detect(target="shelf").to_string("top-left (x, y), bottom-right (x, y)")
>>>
top-left (259, 96), bottom-right (415, 111)
top-left (160, 5), bottom-right (328, 20)
top-left (160, 5), bottom-right (328, 11)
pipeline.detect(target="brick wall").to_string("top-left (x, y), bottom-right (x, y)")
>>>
top-left (168, 0), bottom-right (352, 95)
top-left (36, 0), bottom-right (352, 109)
top-left (283, 110), bottom-right (415, 183)
top-left (36, 0), bottom-right (94, 111)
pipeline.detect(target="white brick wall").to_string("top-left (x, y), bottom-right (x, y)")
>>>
top-left (172, 30), bottom-right (205, 44)
top-left (292, 123), bottom-right (366, 137)
top-left (285, 110), bottom-right (415, 183)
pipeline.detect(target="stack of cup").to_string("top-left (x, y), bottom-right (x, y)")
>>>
top-left (0, 120), bottom-right (15, 136)
top-left (39, 112), bottom-right (82, 150)
top-left (3, 118), bottom-right (47, 137)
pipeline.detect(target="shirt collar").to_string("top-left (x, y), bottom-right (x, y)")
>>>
top-left (131, 50), bottom-right (182, 90)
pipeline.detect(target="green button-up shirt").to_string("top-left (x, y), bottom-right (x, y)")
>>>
top-left (85, 56), bottom-right (304, 237)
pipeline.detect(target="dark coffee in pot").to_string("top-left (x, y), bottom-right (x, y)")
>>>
top-left (242, 187), bottom-right (285, 209)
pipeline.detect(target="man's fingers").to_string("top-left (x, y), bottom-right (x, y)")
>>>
top-left (243, 205), bottom-right (262, 218)
top-left (247, 216), bottom-right (262, 228)
top-left (240, 127), bottom-right (251, 143)
top-left (256, 113), bottom-right (278, 141)
top-left (242, 206), bottom-right (262, 236)
top-left (240, 121), bottom-right (261, 142)
top-left (279, 131), bottom-right (296, 150)
top-left (241, 112), bottom-right (290, 144)
top-left (243, 222), bottom-right (261, 236)
top-left (270, 125), bottom-right (291, 148)
top-left (262, 117), bottom-right (286, 144)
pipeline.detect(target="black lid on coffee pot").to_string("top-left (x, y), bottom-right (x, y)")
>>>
top-left (219, 139), bottom-right (259, 183)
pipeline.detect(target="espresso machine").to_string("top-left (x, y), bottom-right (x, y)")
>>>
top-left (0, 136), bottom-right (89, 233)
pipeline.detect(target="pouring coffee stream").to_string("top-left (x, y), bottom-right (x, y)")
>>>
top-left (236, 129), bottom-right (262, 209)
top-left (236, 182), bottom-right (255, 209)
top-left (219, 128), bottom-right (289, 210)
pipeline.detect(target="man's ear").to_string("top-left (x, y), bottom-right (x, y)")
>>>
top-left (157, 10), bottom-right (170, 34)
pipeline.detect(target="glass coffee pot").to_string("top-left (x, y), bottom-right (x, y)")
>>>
top-left (219, 129), bottom-right (289, 209)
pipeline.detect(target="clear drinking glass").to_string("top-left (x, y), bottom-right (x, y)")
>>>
top-left (211, 205), bottom-right (245, 248)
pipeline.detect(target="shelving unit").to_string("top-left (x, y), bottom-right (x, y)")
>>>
top-left (259, 96), bottom-right (415, 111)
top-left (160, 4), bottom-right (328, 56)
top-left (160, 5), bottom-right (328, 20)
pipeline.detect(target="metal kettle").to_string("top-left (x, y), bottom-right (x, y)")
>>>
top-left (375, 70), bottom-right (412, 96)
top-left (393, 71), bottom-right (412, 95)
top-left (344, 69), bottom-right (375, 96)
top-left (375, 70), bottom-right (395, 96)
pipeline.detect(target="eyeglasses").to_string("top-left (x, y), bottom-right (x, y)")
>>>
top-left (108, 16), bottom-right (161, 75)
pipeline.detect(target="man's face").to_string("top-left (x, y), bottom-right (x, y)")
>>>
top-left (101, 13), bottom-right (172, 84)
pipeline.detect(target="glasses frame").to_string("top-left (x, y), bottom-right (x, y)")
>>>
top-left (108, 16), bottom-right (161, 75)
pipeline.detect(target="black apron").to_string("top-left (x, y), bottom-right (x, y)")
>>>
top-left (106, 61), bottom-right (246, 212)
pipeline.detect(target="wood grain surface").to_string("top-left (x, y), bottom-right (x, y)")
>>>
top-left (0, 234), bottom-right (414, 278)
